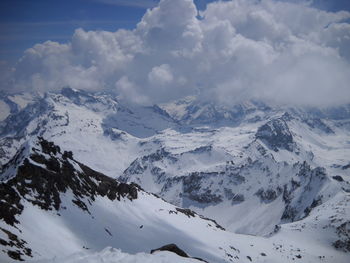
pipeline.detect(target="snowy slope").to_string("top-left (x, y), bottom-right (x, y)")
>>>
top-left (0, 89), bottom-right (349, 262)
top-left (0, 92), bottom-right (39, 121)
top-left (33, 248), bottom-right (205, 263)
top-left (120, 113), bottom-right (349, 236)
top-left (0, 138), bottom-right (224, 262)
top-left (1, 138), bottom-right (349, 263)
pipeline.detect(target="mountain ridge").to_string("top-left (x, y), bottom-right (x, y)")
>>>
top-left (0, 88), bottom-right (349, 262)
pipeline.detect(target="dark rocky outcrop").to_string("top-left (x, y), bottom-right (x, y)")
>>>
top-left (255, 188), bottom-right (282, 204)
top-left (342, 163), bottom-right (350, 170)
top-left (281, 163), bottom-right (327, 222)
top-left (224, 188), bottom-right (245, 204)
top-left (332, 175), bottom-right (344, 182)
top-left (176, 208), bottom-right (196, 218)
top-left (151, 243), bottom-right (189, 257)
top-left (256, 118), bottom-right (295, 152)
top-left (151, 243), bottom-right (208, 262)
top-left (333, 222), bottom-right (350, 252)
top-left (1, 138), bottom-right (139, 224)
top-left (333, 239), bottom-right (350, 252)
top-left (166, 207), bottom-right (225, 231)
top-left (183, 172), bottom-right (223, 204)
top-left (0, 227), bottom-right (32, 261)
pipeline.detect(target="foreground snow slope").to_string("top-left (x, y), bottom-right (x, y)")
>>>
top-left (33, 248), bottom-right (204, 263)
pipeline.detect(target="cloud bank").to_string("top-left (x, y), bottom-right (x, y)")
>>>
top-left (3, 0), bottom-right (350, 106)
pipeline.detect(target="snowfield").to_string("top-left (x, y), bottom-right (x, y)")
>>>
top-left (32, 247), bottom-right (205, 263)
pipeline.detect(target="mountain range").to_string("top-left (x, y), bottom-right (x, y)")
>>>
top-left (0, 88), bottom-right (349, 262)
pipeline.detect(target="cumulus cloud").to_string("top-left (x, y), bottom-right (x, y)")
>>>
top-left (148, 64), bottom-right (173, 86)
top-left (3, 0), bottom-right (350, 106)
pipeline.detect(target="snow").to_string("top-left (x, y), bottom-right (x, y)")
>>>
top-left (160, 96), bottom-right (196, 121)
top-left (38, 94), bottom-right (141, 177)
top-left (4, 183), bottom-right (348, 263)
top-left (1, 89), bottom-right (350, 263)
top-left (32, 247), bottom-right (203, 263)
top-left (18, 199), bottom-right (83, 258)
top-left (0, 100), bottom-right (10, 121)
top-left (8, 93), bottom-right (35, 110)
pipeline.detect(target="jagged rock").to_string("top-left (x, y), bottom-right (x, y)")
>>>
top-left (0, 137), bottom-right (143, 260)
top-left (281, 163), bottom-right (327, 222)
top-left (332, 175), bottom-right (344, 182)
top-left (176, 208), bottom-right (196, 218)
top-left (0, 137), bottom-right (139, 224)
top-left (183, 172), bottom-right (223, 204)
top-left (150, 243), bottom-right (209, 262)
top-left (255, 188), bottom-right (281, 203)
top-left (342, 163), bottom-right (350, 170)
top-left (224, 188), bottom-right (245, 204)
top-left (151, 243), bottom-right (189, 257)
top-left (304, 198), bottom-right (322, 216)
top-left (333, 240), bottom-right (350, 252)
top-left (333, 222), bottom-right (350, 252)
top-left (256, 118), bottom-right (294, 151)
top-left (0, 227), bottom-right (32, 261)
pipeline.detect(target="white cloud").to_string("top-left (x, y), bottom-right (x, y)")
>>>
top-left (3, 0), bottom-right (350, 106)
top-left (148, 64), bottom-right (174, 86)
top-left (115, 76), bottom-right (150, 104)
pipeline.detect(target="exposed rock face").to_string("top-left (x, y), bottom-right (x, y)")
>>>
top-left (174, 207), bottom-right (225, 231)
top-left (303, 118), bottom-right (334, 134)
top-left (183, 172), bottom-right (223, 204)
top-left (281, 163), bottom-right (327, 221)
top-left (256, 118), bottom-right (294, 152)
top-left (0, 99), bottom-right (50, 138)
top-left (255, 188), bottom-right (282, 204)
top-left (121, 141), bottom-right (332, 236)
top-left (333, 222), bottom-right (350, 252)
top-left (150, 243), bottom-right (208, 262)
top-left (1, 137), bottom-right (138, 224)
top-left (0, 227), bottom-right (32, 261)
top-left (151, 243), bottom-right (189, 257)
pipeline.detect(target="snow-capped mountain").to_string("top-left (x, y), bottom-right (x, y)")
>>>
top-left (0, 88), bottom-right (349, 262)
top-left (0, 137), bottom-right (227, 262)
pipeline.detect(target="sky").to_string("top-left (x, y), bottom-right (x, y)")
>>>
top-left (1, 0), bottom-right (349, 64)
top-left (0, 0), bottom-right (350, 106)
top-left (0, 0), bottom-right (208, 63)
